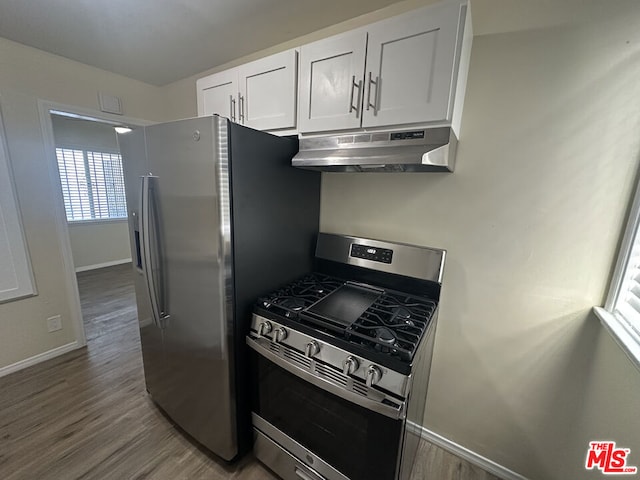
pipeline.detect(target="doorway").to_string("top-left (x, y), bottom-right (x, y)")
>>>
top-left (39, 102), bottom-right (147, 349)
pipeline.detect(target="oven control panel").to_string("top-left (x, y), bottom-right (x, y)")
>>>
top-left (350, 244), bottom-right (393, 264)
top-left (249, 315), bottom-right (410, 399)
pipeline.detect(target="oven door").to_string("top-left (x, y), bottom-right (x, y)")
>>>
top-left (248, 336), bottom-right (404, 480)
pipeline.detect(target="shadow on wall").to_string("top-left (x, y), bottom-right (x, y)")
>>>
top-left (494, 310), bottom-right (602, 479)
top-left (428, 296), bottom-right (603, 478)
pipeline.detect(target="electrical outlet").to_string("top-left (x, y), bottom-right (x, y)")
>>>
top-left (47, 315), bottom-right (62, 333)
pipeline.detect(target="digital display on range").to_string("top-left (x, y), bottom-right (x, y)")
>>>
top-left (350, 244), bottom-right (393, 264)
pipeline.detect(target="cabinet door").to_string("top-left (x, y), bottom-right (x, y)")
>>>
top-left (362, 1), bottom-right (463, 128)
top-left (298, 30), bottom-right (367, 133)
top-left (238, 50), bottom-right (297, 131)
top-left (196, 69), bottom-right (238, 121)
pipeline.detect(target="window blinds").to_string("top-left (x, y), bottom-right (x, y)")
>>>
top-left (614, 227), bottom-right (640, 338)
top-left (56, 148), bottom-right (127, 221)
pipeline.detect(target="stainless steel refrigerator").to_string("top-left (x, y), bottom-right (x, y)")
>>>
top-left (117, 115), bottom-right (320, 461)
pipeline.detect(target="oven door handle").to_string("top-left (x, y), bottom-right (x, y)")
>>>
top-left (247, 336), bottom-right (405, 420)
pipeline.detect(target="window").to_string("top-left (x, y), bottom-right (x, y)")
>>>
top-left (596, 181), bottom-right (640, 370)
top-left (56, 147), bottom-right (127, 221)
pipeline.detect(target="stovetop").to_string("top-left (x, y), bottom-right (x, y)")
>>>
top-left (254, 272), bottom-right (437, 373)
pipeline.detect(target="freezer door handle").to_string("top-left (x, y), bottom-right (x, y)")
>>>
top-left (140, 175), bottom-right (170, 328)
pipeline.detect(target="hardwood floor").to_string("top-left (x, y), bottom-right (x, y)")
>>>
top-left (0, 264), bottom-right (500, 480)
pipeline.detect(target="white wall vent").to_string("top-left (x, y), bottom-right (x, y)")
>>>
top-left (98, 93), bottom-right (123, 115)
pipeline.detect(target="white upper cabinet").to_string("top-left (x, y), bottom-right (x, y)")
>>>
top-left (298, 30), bottom-right (367, 133)
top-left (362, 1), bottom-right (463, 128)
top-left (197, 69), bottom-right (238, 122)
top-left (297, 0), bottom-right (470, 134)
top-left (238, 50), bottom-right (297, 131)
top-left (195, 0), bottom-right (471, 135)
top-left (197, 49), bottom-right (298, 131)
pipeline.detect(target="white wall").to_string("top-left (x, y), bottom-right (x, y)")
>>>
top-left (51, 115), bottom-right (132, 270)
top-left (51, 114), bottom-right (120, 150)
top-left (67, 222), bottom-right (131, 271)
top-left (0, 37), bottom-right (165, 371)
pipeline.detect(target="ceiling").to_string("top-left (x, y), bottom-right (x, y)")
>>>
top-left (0, 0), bottom-right (411, 86)
top-left (0, 0), bottom-right (628, 86)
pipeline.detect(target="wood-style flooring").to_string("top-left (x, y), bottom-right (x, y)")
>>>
top-left (0, 264), bottom-right (500, 480)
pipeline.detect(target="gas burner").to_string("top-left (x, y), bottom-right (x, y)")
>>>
top-left (392, 307), bottom-right (411, 319)
top-left (390, 307), bottom-right (416, 327)
top-left (279, 297), bottom-right (306, 311)
top-left (376, 327), bottom-right (397, 345)
top-left (308, 283), bottom-right (327, 294)
top-left (256, 273), bottom-right (344, 320)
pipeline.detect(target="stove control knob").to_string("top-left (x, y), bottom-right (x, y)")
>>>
top-left (274, 327), bottom-right (288, 343)
top-left (342, 356), bottom-right (359, 376)
top-left (305, 340), bottom-right (320, 358)
top-left (257, 321), bottom-right (272, 337)
top-left (366, 365), bottom-right (382, 387)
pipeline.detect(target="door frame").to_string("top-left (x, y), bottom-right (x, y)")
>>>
top-left (37, 99), bottom-right (153, 348)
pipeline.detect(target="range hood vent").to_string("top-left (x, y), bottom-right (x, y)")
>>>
top-left (292, 127), bottom-right (457, 173)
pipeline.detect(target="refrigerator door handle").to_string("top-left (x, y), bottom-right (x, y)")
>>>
top-left (140, 175), bottom-right (170, 328)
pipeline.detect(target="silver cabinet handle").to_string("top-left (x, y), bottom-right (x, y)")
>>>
top-left (356, 79), bottom-right (363, 117)
top-left (229, 95), bottom-right (236, 122)
top-left (349, 76), bottom-right (363, 118)
top-left (140, 175), bottom-right (170, 328)
top-left (366, 72), bottom-right (379, 114)
top-left (238, 92), bottom-right (245, 123)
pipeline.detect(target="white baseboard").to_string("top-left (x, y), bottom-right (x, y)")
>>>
top-left (75, 258), bottom-right (131, 273)
top-left (0, 341), bottom-right (81, 378)
top-left (410, 422), bottom-right (529, 480)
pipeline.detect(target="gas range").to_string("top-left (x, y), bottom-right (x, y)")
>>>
top-left (248, 233), bottom-right (445, 480)
top-left (253, 272), bottom-right (438, 376)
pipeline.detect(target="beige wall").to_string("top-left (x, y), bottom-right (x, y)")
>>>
top-left (0, 38), bottom-right (167, 121)
top-left (67, 222), bottom-right (131, 270)
top-left (0, 37), bottom-right (165, 370)
top-left (51, 114), bottom-right (120, 151)
top-left (51, 115), bottom-right (132, 270)
top-left (320, 5), bottom-right (640, 480)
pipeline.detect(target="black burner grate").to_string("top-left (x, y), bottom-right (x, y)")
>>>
top-left (347, 292), bottom-right (437, 362)
top-left (257, 273), bottom-right (437, 367)
top-left (258, 274), bottom-right (343, 319)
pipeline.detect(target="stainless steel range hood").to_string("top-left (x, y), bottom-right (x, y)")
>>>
top-left (292, 127), bottom-right (457, 172)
